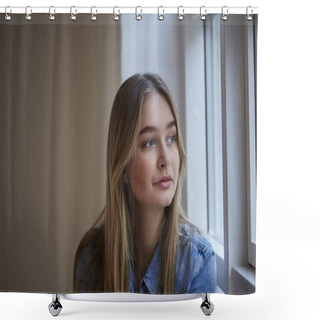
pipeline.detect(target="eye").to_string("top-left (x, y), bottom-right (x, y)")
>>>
top-left (168, 134), bottom-right (177, 144)
top-left (143, 139), bottom-right (156, 148)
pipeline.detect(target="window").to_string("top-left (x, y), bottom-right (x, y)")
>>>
top-left (205, 15), bottom-right (224, 248)
top-left (205, 14), bottom-right (257, 293)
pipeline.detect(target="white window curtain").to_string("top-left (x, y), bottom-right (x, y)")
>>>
top-left (120, 14), bottom-right (208, 232)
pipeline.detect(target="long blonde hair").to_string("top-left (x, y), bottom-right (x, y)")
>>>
top-left (74, 73), bottom-right (188, 293)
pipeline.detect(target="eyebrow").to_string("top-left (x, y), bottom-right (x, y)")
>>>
top-left (139, 120), bottom-right (176, 136)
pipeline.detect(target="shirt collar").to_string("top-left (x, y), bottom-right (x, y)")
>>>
top-left (129, 242), bottom-right (161, 293)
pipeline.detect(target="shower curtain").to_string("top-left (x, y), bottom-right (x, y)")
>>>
top-left (0, 7), bottom-right (257, 296)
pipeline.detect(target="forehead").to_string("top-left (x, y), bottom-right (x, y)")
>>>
top-left (140, 92), bottom-right (174, 128)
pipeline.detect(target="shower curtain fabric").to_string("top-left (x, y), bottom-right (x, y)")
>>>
top-left (0, 12), bottom-right (257, 295)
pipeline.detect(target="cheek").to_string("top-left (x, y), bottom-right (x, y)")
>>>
top-left (167, 149), bottom-right (180, 192)
top-left (172, 149), bottom-right (180, 175)
top-left (129, 156), bottom-right (154, 190)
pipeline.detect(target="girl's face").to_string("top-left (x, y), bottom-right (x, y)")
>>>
top-left (127, 92), bottom-right (180, 213)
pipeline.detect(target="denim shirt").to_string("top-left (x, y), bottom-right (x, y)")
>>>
top-left (129, 223), bottom-right (216, 293)
top-left (76, 223), bottom-right (216, 294)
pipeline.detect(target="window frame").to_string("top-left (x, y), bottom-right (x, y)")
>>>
top-left (245, 16), bottom-right (257, 268)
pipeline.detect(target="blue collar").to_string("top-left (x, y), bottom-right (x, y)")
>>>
top-left (128, 242), bottom-right (161, 293)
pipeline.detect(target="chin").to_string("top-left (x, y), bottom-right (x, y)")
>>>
top-left (158, 197), bottom-right (174, 208)
top-left (148, 192), bottom-right (175, 209)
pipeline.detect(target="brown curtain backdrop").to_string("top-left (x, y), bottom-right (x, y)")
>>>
top-left (0, 15), bottom-right (121, 292)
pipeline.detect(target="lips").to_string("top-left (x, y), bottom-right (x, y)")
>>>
top-left (154, 175), bottom-right (173, 189)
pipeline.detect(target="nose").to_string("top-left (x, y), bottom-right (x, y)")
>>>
top-left (157, 143), bottom-right (170, 169)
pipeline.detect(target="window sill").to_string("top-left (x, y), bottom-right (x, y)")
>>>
top-left (231, 265), bottom-right (255, 294)
top-left (207, 235), bottom-right (256, 294)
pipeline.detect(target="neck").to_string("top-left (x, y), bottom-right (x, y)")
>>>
top-left (134, 203), bottom-right (165, 279)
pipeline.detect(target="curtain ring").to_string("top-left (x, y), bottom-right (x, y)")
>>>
top-left (135, 6), bottom-right (142, 21)
top-left (246, 6), bottom-right (253, 21)
top-left (158, 6), bottom-right (164, 21)
top-left (49, 6), bottom-right (55, 21)
top-left (70, 6), bottom-right (77, 21)
top-left (200, 6), bottom-right (207, 21)
top-left (90, 6), bottom-right (97, 21)
top-left (5, 6), bottom-right (12, 21)
top-left (221, 6), bottom-right (228, 21)
top-left (113, 6), bottom-right (120, 21)
top-left (25, 6), bottom-right (32, 21)
top-left (177, 6), bottom-right (184, 21)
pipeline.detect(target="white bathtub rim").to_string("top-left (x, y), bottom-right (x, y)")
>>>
top-left (60, 292), bottom-right (201, 303)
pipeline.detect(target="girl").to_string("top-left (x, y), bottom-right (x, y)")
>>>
top-left (73, 73), bottom-right (216, 294)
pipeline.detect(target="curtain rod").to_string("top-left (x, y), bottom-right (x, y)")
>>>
top-left (0, 6), bottom-right (258, 16)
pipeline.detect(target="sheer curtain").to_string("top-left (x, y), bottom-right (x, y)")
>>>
top-left (120, 14), bottom-right (208, 227)
top-left (0, 15), bottom-right (121, 292)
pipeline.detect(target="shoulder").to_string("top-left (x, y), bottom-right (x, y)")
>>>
top-left (178, 222), bottom-right (215, 257)
top-left (175, 222), bottom-right (216, 293)
top-left (177, 222), bottom-right (216, 277)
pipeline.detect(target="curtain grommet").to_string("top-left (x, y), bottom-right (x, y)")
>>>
top-left (158, 6), bottom-right (164, 21)
top-left (49, 6), bottom-right (55, 21)
top-left (25, 6), bottom-right (32, 21)
top-left (246, 6), bottom-right (253, 21)
top-left (200, 6), bottom-right (207, 21)
top-left (221, 6), bottom-right (228, 21)
top-left (90, 6), bottom-right (97, 21)
top-left (5, 6), bottom-right (12, 21)
top-left (177, 6), bottom-right (184, 21)
top-left (113, 6), bottom-right (120, 21)
top-left (70, 6), bottom-right (77, 21)
top-left (135, 6), bottom-right (142, 21)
